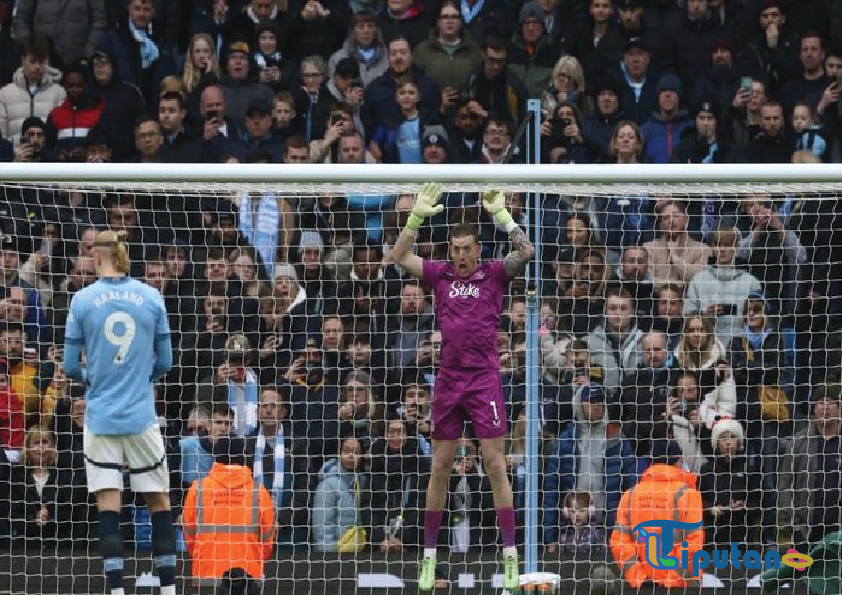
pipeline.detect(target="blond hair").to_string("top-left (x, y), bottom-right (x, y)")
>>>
top-left (183, 33), bottom-right (221, 94)
top-left (94, 229), bottom-right (131, 274)
top-left (792, 149), bottom-right (821, 164)
top-left (22, 425), bottom-right (57, 468)
top-left (551, 55), bottom-right (586, 93)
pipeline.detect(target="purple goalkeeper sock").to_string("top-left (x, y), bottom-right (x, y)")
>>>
top-left (497, 507), bottom-right (517, 548)
top-left (424, 510), bottom-right (444, 549)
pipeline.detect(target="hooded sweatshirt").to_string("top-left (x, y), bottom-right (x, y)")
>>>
top-left (684, 264), bottom-right (762, 345)
top-left (311, 457), bottom-right (363, 552)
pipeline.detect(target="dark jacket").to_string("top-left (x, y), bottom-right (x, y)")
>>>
top-left (9, 465), bottom-right (82, 544)
top-left (364, 65), bottom-right (440, 133)
top-left (285, 0), bottom-right (351, 61)
top-left (742, 131), bottom-right (793, 163)
top-left (465, 67), bottom-right (529, 127)
top-left (699, 453), bottom-right (761, 545)
top-left (90, 53), bottom-right (147, 162)
top-left (667, 13), bottom-right (724, 93)
top-left (507, 34), bottom-right (562, 99)
top-left (376, 6), bottom-right (430, 49)
top-left (640, 110), bottom-right (694, 163)
top-left (95, 16), bottom-right (177, 107)
top-left (219, 74), bottom-right (275, 128)
top-left (615, 71), bottom-right (660, 125)
top-left (161, 128), bottom-right (217, 163)
top-left (671, 128), bottom-right (739, 164)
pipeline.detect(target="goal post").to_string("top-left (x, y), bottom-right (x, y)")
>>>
top-left (0, 162), bottom-right (839, 594)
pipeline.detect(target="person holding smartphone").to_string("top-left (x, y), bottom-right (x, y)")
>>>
top-left (309, 103), bottom-right (355, 163)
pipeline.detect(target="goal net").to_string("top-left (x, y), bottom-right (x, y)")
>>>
top-left (0, 164), bottom-right (840, 594)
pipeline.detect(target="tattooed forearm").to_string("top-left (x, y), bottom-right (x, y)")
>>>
top-left (503, 225), bottom-right (536, 278)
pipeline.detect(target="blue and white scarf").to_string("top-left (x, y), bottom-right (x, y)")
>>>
top-left (253, 426), bottom-right (285, 505)
top-left (461, 0), bottom-right (485, 23)
top-left (227, 368), bottom-right (260, 436)
top-left (239, 193), bottom-right (279, 278)
top-left (128, 19), bottom-right (159, 69)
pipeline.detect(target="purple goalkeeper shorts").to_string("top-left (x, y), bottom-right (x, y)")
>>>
top-left (431, 368), bottom-right (508, 440)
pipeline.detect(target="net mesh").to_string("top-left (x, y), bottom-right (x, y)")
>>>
top-left (0, 179), bottom-right (840, 594)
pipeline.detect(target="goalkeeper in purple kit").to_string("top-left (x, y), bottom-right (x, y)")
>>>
top-left (390, 183), bottom-right (535, 591)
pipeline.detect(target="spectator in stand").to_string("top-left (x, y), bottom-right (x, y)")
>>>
top-left (690, 37), bottom-right (743, 112)
top-left (779, 386), bottom-right (842, 551)
top-left (507, 1), bottom-right (562, 98)
top-left (179, 403), bottom-right (234, 486)
top-left (96, 0), bottom-right (176, 107)
top-left (294, 56), bottom-right (333, 142)
top-left (228, 0), bottom-right (280, 45)
top-left (685, 227), bottom-right (763, 344)
top-left (540, 101), bottom-right (596, 164)
top-left (254, 22), bottom-right (293, 93)
top-left (0, 357), bottom-right (24, 451)
top-left (338, 128), bottom-right (376, 164)
top-left (312, 435), bottom-right (368, 552)
top-left (778, 31), bottom-right (827, 115)
top-left (335, 369), bottom-right (382, 445)
top-left (89, 48), bottom-right (147, 163)
top-left (371, 76), bottom-right (435, 164)
top-left (616, 246), bottom-right (653, 322)
top-left (743, 0), bottom-right (801, 91)
top-left (791, 102), bottom-right (829, 160)
top-left (46, 63), bottom-right (105, 162)
top-left (736, 196), bottom-right (807, 316)
top-left (643, 200), bottom-right (712, 287)
top-left (699, 418), bottom-right (759, 550)
top-left (200, 84), bottom-right (247, 160)
top-left (367, 417), bottom-right (429, 553)
top-left (241, 98), bottom-right (284, 162)
top-left (673, 314), bottom-right (727, 394)
top-left (286, 0), bottom-right (350, 62)
top-left (613, 40), bottom-right (659, 126)
top-left (542, 56), bottom-right (594, 125)
top-left (446, 99), bottom-right (485, 163)
top-left (421, 127), bottom-right (451, 164)
top-left (183, 33), bottom-right (221, 119)
top-left (9, 425), bottom-right (80, 548)
top-left (666, 0), bottom-right (722, 94)
top-left (729, 76), bottom-right (767, 148)
top-left (328, 11), bottom-right (389, 87)
top-left (219, 40), bottom-right (275, 127)
top-left (12, 0), bottom-right (105, 67)
top-left (463, 34), bottom-right (528, 127)
top-left (640, 74), bottom-right (693, 164)
top-left (133, 116), bottom-right (164, 163)
top-left (582, 77), bottom-right (622, 155)
top-left (816, 46), bottom-right (842, 139)
top-left (376, 0), bottom-right (429, 49)
top-left (324, 59), bottom-right (367, 137)
top-left (272, 91), bottom-right (298, 147)
top-left (12, 117), bottom-right (55, 163)
top-left (0, 34), bottom-right (65, 148)
top-left (310, 102), bottom-right (356, 163)
top-left (543, 382), bottom-right (637, 552)
top-left (365, 36), bottom-right (440, 132)
top-left (651, 283), bottom-right (684, 351)
top-left (414, 1), bottom-right (483, 94)
top-left (478, 115), bottom-right (514, 164)
top-left (588, 286), bottom-right (644, 397)
top-left (0, 323), bottom-right (39, 422)
top-left (672, 98), bottom-right (739, 164)
top-left (602, 120), bottom-right (646, 167)
top-left (159, 91), bottom-right (214, 163)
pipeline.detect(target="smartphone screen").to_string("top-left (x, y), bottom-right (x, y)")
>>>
top-left (740, 76), bottom-right (752, 92)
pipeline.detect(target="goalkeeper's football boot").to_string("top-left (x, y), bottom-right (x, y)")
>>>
top-left (503, 551), bottom-right (520, 591)
top-left (418, 553), bottom-right (437, 591)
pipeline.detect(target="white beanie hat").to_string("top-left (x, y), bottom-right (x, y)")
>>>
top-left (274, 263), bottom-right (299, 283)
top-left (711, 418), bottom-right (744, 451)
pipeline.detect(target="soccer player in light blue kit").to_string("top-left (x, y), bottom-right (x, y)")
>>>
top-left (63, 230), bottom-right (176, 595)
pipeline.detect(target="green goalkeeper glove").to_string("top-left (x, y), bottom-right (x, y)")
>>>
top-left (482, 189), bottom-right (515, 229)
top-left (407, 182), bottom-right (444, 231)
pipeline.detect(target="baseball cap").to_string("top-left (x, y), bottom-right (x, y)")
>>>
top-left (246, 98), bottom-right (271, 117)
top-left (335, 57), bottom-right (360, 77)
top-left (693, 97), bottom-right (720, 119)
top-left (228, 40), bottom-right (250, 56)
top-left (624, 37), bottom-right (650, 53)
top-left (617, 0), bottom-right (644, 9)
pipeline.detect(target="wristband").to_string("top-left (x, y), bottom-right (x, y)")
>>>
top-left (406, 213), bottom-right (424, 232)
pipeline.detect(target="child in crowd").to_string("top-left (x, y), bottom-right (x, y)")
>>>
top-left (792, 101), bottom-right (828, 160)
top-left (272, 91), bottom-right (296, 145)
top-left (558, 491), bottom-right (606, 557)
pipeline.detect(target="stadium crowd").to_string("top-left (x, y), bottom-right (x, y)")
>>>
top-left (0, 0), bottom-right (840, 587)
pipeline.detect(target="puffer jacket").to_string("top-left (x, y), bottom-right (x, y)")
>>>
top-left (0, 66), bottom-right (66, 148)
top-left (311, 458), bottom-right (365, 552)
top-left (610, 464), bottom-right (704, 588)
top-left (412, 29), bottom-right (483, 92)
top-left (507, 34), bottom-right (563, 99)
top-left (12, 0), bottom-right (107, 65)
top-left (328, 35), bottom-right (389, 88)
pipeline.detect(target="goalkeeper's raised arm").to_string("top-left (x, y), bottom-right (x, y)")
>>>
top-left (389, 182), bottom-right (444, 278)
top-left (481, 189), bottom-right (536, 278)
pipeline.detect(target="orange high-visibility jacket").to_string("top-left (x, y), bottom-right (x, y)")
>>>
top-left (610, 463), bottom-right (704, 588)
top-left (183, 462), bottom-right (277, 580)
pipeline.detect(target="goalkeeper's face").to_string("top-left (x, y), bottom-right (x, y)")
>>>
top-left (450, 234), bottom-right (480, 276)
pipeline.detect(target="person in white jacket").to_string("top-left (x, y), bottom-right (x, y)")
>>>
top-left (0, 35), bottom-right (65, 148)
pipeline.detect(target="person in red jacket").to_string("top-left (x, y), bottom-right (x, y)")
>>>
top-left (183, 437), bottom-right (276, 587)
top-left (611, 439), bottom-right (705, 588)
top-left (0, 357), bottom-right (25, 451)
top-left (46, 62), bottom-right (105, 161)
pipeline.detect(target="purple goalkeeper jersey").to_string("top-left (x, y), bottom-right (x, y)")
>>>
top-left (422, 259), bottom-right (509, 371)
